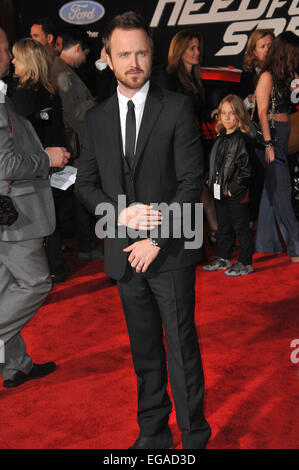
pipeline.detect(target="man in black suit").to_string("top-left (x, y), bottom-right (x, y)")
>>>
top-left (75, 11), bottom-right (210, 449)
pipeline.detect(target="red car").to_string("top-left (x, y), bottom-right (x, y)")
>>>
top-left (200, 66), bottom-right (242, 140)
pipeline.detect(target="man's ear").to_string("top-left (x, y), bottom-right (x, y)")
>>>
top-left (74, 43), bottom-right (81, 55)
top-left (47, 34), bottom-right (54, 46)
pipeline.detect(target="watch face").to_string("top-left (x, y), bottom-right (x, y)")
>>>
top-left (150, 238), bottom-right (159, 247)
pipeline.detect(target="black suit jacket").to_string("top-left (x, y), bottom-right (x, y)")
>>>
top-left (75, 83), bottom-right (204, 280)
top-left (11, 84), bottom-right (65, 147)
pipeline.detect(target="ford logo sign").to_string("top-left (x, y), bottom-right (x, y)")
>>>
top-left (59, 1), bottom-right (105, 25)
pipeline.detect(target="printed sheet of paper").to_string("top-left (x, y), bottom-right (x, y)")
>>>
top-left (50, 165), bottom-right (77, 190)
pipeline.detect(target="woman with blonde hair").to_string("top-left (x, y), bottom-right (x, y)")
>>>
top-left (239, 29), bottom-right (274, 226)
top-left (240, 29), bottom-right (274, 110)
top-left (12, 37), bottom-right (64, 146)
top-left (167, 30), bottom-right (218, 245)
top-left (12, 37), bottom-right (68, 282)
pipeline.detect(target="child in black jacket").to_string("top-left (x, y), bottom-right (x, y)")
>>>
top-left (203, 94), bottom-right (254, 276)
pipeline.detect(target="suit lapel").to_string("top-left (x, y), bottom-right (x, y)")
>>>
top-left (6, 97), bottom-right (43, 149)
top-left (103, 94), bottom-right (124, 191)
top-left (132, 83), bottom-right (164, 176)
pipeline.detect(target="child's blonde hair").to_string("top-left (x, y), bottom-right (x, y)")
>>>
top-left (215, 94), bottom-right (251, 135)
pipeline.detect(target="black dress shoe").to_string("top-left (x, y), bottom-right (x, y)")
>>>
top-left (3, 362), bottom-right (57, 388)
top-left (129, 428), bottom-right (173, 449)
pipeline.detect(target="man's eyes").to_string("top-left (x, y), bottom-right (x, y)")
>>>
top-left (119, 51), bottom-right (147, 57)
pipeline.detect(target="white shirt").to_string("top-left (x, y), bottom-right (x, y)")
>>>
top-left (117, 80), bottom-right (150, 155)
top-left (244, 95), bottom-right (253, 110)
top-left (95, 59), bottom-right (108, 71)
top-left (0, 79), bottom-right (7, 103)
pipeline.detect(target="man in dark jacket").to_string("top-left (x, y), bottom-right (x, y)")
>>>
top-left (75, 12), bottom-right (211, 450)
top-left (52, 28), bottom-right (102, 261)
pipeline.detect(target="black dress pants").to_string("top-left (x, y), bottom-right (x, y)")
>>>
top-left (215, 197), bottom-right (253, 265)
top-left (74, 195), bottom-right (99, 253)
top-left (46, 188), bottom-right (66, 275)
top-left (117, 265), bottom-right (211, 449)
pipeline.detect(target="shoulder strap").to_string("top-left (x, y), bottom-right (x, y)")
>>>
top-left (8, 113), bottom-right (13, 136)
top-left (7, 113), bottom-right (14, 194)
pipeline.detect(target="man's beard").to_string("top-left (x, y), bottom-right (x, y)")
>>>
top-left (115, 67), bottom-right (151, 90)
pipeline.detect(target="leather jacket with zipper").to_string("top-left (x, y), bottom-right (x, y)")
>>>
top-left (208, 128), bottom-right (252, 200)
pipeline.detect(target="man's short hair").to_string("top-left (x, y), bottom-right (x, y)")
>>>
top-left (103, 11), bottom-right (153, 56)
top-left (61, 28), bottom-right (92, 52)
top-left (32, 17), bottom-right (57, 42)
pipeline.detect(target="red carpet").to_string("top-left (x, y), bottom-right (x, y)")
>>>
top-left (0, 241), bottom-right (298, 449)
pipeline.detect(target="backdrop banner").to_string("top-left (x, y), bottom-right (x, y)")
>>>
top-left (14, 0), bottom-right (299, 68)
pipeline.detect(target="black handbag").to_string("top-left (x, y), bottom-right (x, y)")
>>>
top-left (249, 120), bottom-right (265, 148)
top-left (64, 127), bottom-right (80, 162)
top-left (0, 116), bottom-right (19, 226)
top-left (0, 194), bottom-right (18, 226)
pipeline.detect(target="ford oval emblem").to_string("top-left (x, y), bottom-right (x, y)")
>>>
top-left (59, 1), bottom-right (105, 25)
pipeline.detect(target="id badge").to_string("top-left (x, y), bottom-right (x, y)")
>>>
top-left (214, 183), bottom-right (221, 200)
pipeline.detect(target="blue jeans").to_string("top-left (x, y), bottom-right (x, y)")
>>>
top-left (256, 121), bottom-right (299, 257)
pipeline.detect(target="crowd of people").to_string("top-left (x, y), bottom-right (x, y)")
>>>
top-left (3, 17), bottom-right (299, 279)
top-left (0, 10), bottom-right (298, 449)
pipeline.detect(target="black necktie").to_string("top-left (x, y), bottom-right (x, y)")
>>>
top-left (125, 100), bottom-right (136, 169)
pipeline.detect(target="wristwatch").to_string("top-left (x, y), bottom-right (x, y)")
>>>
top-left (149, 238), bottom-right (159, 247)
